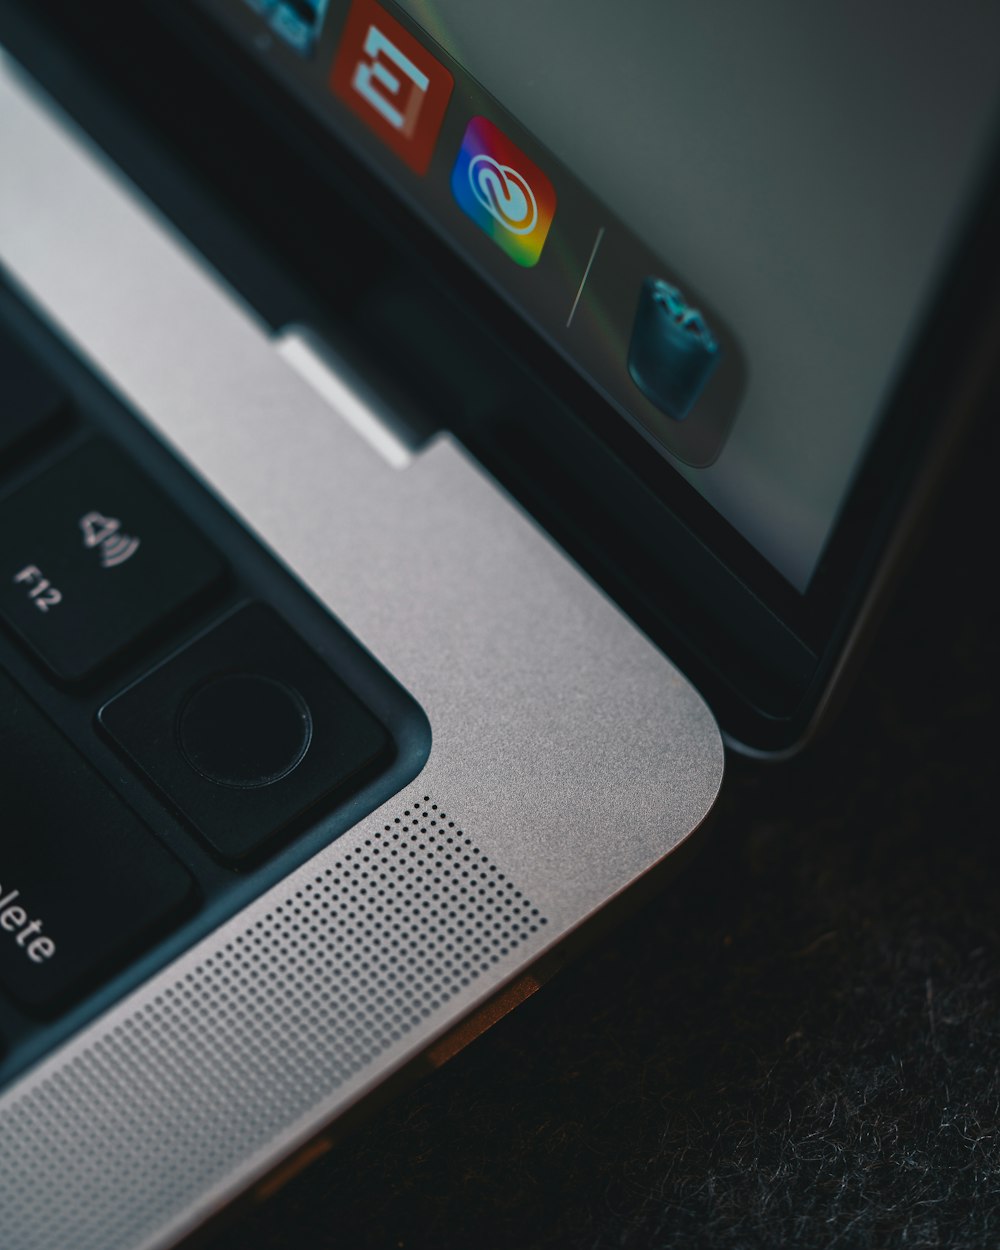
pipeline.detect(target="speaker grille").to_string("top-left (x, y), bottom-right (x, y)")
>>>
top-left (0, 796), bottom-right (547, 1250)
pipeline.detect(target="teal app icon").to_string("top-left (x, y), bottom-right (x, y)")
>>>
top-left (628, 277), bottom-right (721, 421)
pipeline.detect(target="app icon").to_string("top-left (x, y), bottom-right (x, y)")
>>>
top-left (330, 0), bottom-right (454, 175)
top-left (627, 277), bottom-right (721, 421)
top-left (450, 118), bottom-right (556, 267)
top-left (243, 0), bottom-right (330, 56)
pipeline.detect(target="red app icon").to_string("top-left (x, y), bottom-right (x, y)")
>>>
top-left (330, 0), bottom-right (454, 176)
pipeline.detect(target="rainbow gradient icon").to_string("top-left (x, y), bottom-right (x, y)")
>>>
top-left (451, 117), bottom-right (556, 267)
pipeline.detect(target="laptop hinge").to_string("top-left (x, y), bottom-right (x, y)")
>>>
top-left (274, 324), bottom-right (418, 469)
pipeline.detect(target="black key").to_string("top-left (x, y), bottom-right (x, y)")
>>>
top-left (0, 669), bottom-right (195, 1013)
top-left (100, 603), bottom-right (392, 861)
top-left (0, 439), bottom-right (224, 680)
top-left (0, 332), bottom-right (65, 461)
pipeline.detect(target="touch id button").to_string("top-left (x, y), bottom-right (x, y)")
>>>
top-left (178, 674), bottom-right (313, 789)
top-left (101, 604), bottom-right (391, 862)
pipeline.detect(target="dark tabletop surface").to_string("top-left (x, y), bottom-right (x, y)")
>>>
top-left (206, 416), bottom-right (998, 1250)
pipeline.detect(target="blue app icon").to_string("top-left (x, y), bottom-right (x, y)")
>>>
top-left (628, 277), bottom-right (721, 421)
top-left (243, 0), bottom-right (330, 56)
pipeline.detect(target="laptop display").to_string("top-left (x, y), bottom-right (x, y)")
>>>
top-left (199, 0), bottom-right (1000, 591)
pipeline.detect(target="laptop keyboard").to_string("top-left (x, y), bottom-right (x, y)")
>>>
top-left (0, 282), bottom-right (426, 1079)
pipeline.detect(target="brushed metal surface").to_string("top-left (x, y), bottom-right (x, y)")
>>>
top-left (0, 58), bottom-right (724, 1250)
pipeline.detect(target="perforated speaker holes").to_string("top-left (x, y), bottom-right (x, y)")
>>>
top-left (230, 795), bottom-right (550, 1054)
top-left (0, 795), bottom-right (549, 1250)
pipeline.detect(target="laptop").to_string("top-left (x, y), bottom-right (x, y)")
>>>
top-left (0, 2), bottom-right (997, 1247)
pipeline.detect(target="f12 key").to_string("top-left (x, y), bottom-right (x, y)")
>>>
top-left (0, 439), bottom-right (224, 681)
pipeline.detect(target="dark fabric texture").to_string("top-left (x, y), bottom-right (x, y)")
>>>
top-left (209, 419), bottom-right (998, 1250)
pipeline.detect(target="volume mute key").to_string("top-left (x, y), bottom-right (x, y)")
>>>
top-left (0, 438), bottom-right (225, 682)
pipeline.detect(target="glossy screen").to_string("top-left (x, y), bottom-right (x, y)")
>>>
top-left (197, 0), bottom-right (1000, 590)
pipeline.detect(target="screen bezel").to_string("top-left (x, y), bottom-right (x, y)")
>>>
top-left (10, 0), bottom-right (1000, 750)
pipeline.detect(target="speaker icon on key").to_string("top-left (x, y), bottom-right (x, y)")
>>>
top-left (79, 511), bottom-right (141, 569)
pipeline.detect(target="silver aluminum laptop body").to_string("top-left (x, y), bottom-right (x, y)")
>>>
top-left (0, 57), bottom-right (721, 1250)
top-left (0, 4), bottom-right (998, 1248)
